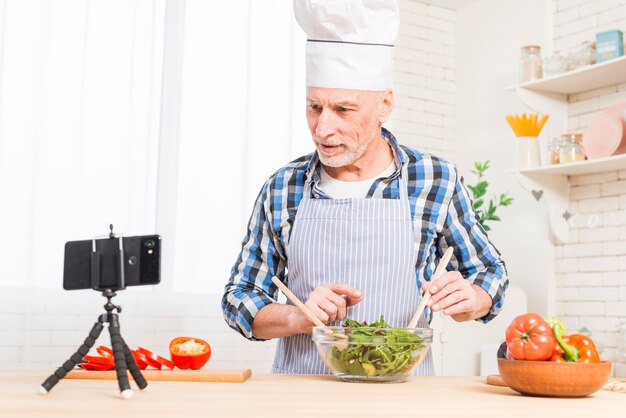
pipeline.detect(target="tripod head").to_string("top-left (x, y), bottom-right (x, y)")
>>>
top-left (101, 288), bottom-right (122, 315)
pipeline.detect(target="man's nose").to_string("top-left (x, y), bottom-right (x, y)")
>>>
top-left (315, 109), bottom-right (337, 139)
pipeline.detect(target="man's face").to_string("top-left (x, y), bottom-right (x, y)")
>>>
top-left (305, 87), bottom-right (390, 168)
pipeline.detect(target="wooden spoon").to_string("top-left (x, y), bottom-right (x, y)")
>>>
top-left (271, 276), bottom-right (348, 344)
top-left (407, 247), bottom-right (454, 329)
top-left (271, 276), bottom-right (326, 328)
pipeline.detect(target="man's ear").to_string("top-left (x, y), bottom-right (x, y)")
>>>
top-left (378, 88), bottom-right (394, 124)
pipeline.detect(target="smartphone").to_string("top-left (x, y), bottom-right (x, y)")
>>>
top-left (63, 235), bottom-right (161, 290)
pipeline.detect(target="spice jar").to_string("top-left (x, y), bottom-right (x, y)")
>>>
top-left (518, 45), bottom-right (543, 83)
top-left (559, 133), bottom-right (585, 163)
top-left (547, 137), bottom-right (562, 164)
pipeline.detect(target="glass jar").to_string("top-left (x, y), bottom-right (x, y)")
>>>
top-left (543, 54), bottom-right (566, 77)
top-left (547, 136), bottom-right (562, 164)
top-left (518, 45), bottom-right (543, 83)
top-left (573, 41), bottom-right (596, 69)
top-left (515, 136), bottom-right (541, 169)
top-left (559, 133), bottom-right (585, 163)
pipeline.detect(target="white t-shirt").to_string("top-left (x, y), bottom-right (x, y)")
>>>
top-left (319, 162), bottom-right (396, 199)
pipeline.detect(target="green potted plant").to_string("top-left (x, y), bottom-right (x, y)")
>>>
top-left (466, 161), bottom-right (514, 231)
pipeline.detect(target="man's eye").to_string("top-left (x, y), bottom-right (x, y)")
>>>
top-left (309, 104), bottom-right (321, 111)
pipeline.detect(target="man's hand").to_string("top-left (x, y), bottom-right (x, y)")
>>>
top-left (305, 283), bottom-right (363, 324)
top-left (252, 283), bottom-right (362, 339)
top-left (421, 272), bottom-right (492, 322)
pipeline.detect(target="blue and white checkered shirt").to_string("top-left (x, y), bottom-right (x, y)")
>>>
top-left (222, 128), bottom-right (508, 340)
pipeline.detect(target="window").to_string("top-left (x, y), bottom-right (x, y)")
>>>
top-left (0, 0), bottom-right (309, 293)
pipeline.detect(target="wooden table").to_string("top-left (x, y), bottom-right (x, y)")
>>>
top-left (0, 371), bottom-right (623, 417)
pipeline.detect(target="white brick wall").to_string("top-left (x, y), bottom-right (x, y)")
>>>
top-left (553, 0), bottom-right (626, 366)
top-left (390, 0), bottom-right (456, 161)
top-left (0, 288), bottom-right (277, 372)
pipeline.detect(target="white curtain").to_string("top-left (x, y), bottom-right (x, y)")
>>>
top-left (170, 0), bottom-right (309, 292)
top-left (0, 0), bottom-right (165, 287)
top-left (0, 0), bottom-right (309, 291)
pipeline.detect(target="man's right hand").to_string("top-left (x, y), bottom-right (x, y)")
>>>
top-left (304, 283), bottom-right (363, 324)
top-left (252, 283), bottom-right (363, 340)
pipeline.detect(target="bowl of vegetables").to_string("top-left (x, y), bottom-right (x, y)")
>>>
top-left (497, 313), bottom-right (611, 397)
top-left (312, 316), bottom-right (432, 383)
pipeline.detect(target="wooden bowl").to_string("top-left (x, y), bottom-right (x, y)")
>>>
top-left (498, 359), bottom-right (611, 397)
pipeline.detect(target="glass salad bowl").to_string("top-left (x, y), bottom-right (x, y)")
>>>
top-left (312, 324), bottom-right (433, 383)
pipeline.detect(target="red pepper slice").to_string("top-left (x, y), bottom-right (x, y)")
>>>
top-left (169, 337), bottom-right (211, 370)
top-left (136, 347), bottom-right (174, 370)
top-left (82, 355), bottom-right (116, 368)
top-left (79, 362), bottom-right (114, 371)
top-left (94, 345), bottom-right (149, 370)
top-left (96, 345), bottom-right (114, 359)
top-left (157, 354), bottom-right (175, 370)
top-left (130, 349), bottom-right (149, 370)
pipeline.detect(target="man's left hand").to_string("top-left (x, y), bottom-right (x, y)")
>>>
top-left (421, 271), bottom-right (492, 322)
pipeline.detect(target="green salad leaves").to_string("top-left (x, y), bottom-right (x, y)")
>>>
top-left (329, 316), bottom-right (425, 377)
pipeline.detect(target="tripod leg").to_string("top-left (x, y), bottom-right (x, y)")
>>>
top-left (108, 314), bottom-right (132, 398)
top-left (40, 321), bottom-right (104, 394)
top-left (121, 340), bottom-right (148, 390)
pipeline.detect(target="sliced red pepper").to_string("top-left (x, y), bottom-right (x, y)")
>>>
top-left (130, 349), bottom-right (149, 370)
top-left (136, 346), bottom-right (175, 370)
top-left (156, 354), bottom-right (175, 370)
top-left (82, 355), bottom-right (116, 368)
top-left (96, 345), bottom-right (114, 359)
top-left (169, 337), bottom-right (211, 370)
top-left (79, 362), bottom-right (114, 371)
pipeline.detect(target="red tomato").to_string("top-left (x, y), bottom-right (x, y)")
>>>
top-left (505, 313), bottom-right (556, 361)
top-left (169, 337), bottom-right (211, 370)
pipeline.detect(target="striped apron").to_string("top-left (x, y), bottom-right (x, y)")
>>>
top-left (272, 163), bottom-right (434, 375)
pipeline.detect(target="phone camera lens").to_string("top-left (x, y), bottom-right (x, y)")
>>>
top-left (144, 240), bottom-right (155, 249)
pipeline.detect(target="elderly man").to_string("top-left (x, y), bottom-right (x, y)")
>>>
top-left (222, 0), bottom-right (508, 375)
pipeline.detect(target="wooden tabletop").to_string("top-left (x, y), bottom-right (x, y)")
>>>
top-left (0, 371), bottom-right (623, 417)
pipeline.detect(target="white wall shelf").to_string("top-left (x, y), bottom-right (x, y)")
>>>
top-left (518, 153), bottom-right (626, 175)
top-left (510, 154), bottom-right (626, 244)
top-left (507, 57), bottom-right (626, 244)
top-left (505, 55), bottom-right (626, 95)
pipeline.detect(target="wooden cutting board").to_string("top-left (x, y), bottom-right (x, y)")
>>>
top-left (66, 368), bottom-right (252, 383)
top-left (486, 374), bottom-right (506, 387)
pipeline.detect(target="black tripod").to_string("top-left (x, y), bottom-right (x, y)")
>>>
top-left (40, 289), bottom-right (147, 398)
top-left (41, 226), bottom-right (147, 398)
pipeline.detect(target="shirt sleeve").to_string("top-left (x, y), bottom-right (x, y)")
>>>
top-left (221, 180), bottom-right (286, 341)
top-left (441, 167), bottom-right (509, 323)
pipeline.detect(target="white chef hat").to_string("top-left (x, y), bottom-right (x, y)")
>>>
top-left (293, 0), bottom-right (400, 91)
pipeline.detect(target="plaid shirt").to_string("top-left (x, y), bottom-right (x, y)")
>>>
top-left (222, 128), bottom-right (508, 340)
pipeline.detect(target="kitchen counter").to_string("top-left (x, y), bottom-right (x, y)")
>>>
top-left (0, 371), bottom-right (622, 417)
